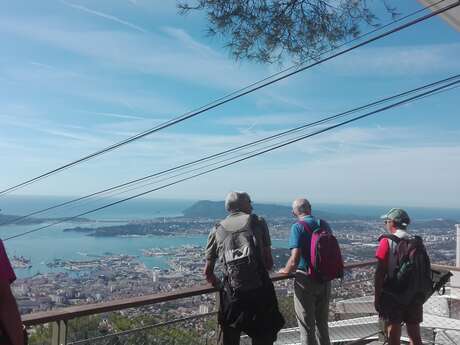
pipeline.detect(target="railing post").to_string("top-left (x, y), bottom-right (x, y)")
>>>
top-left (378, 318), bottom-right (386, 344)
top-left (51, 320), bottom-right (68, 345)
top-left (215, 291), bottom-right (223, 345)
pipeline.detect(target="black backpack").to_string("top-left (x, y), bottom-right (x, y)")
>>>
top-left (380, 234), bottom-right (451, 305)
top-left (215, 214), bottom-right (265, 292)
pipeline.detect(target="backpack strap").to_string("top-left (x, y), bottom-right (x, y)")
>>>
top-left (297, 219), bottom-right (322, 274)
top-left (242, 214), bottom-right (271, 284)
top-left (248, 214), bottom-right (262, 258)
top-left (298, 220), bottom-right (312, 235)
top-left (298, 218), bottom-right (322, 235)
top-left (378, 234), bottom-right (402, 243)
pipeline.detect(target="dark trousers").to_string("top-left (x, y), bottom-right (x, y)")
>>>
top-left (218, 277), bottom-right (284, 345)
top-left (219, 325), bottom-right (274, 345)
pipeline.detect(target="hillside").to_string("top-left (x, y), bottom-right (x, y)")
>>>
top-left (0, 213), bottom-right (91, 226)
top-left (0, 213), bottom-right (45, 226)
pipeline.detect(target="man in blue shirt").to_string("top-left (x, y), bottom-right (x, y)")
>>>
top-left (279, 198), bottom-right (332, 345)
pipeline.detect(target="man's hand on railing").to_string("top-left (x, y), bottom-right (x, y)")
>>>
top-left (278, 268), bottom-right (291, 275)
top-left (205, 273), bottom-right (220, 287)
top-left (203, 259), bottom-right (220, 287)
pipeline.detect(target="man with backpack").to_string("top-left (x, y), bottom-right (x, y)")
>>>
top-left (279, 198), bottom-right (343, 345)
top-left (374, 208), bottom-right (425, 345)
top-left (204, 191), bottom-right (284, 345)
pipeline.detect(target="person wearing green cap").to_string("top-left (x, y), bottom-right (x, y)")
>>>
top-left (374, 208), bottom-right (422, 345)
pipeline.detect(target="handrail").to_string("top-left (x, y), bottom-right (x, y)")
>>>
top-left (22, 260), bottom-right (378, 326)
top-left (22, 284), bottom-right (217, 326)
top-left (432, 263), bottom-right (460, 272)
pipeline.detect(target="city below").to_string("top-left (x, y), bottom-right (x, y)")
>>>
top-left (7, 203), bottom-right (458, 320)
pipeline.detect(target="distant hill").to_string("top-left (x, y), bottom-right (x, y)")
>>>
top-left (0, 213), bottom-right (91, 227)
top-left (182, 200), bottom-right (355, 220)
top-left (0, 213), bottom-right (45, 226)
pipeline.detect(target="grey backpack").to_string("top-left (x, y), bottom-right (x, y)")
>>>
top-left (215, 214), bottom-right (264, 292)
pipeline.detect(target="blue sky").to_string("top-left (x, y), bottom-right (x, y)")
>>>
top-left (0, 0), bottom-right (459, 208)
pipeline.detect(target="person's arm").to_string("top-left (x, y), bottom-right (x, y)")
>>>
top-left (257, 217), bottom-right (274, 271)
top-left (279, 222), bottom-right (302, 274)
top-left (204, 259), bottom-right (219, 287)
top-left (0, 280), bottom-right (24, 345)
top-left (279, 248), bottom-right (301, 274)
top-left (374, 260), bottom-right (386, 312)
top-left (262, 246), bottom-right (274, 271)
top-left (374, 238), bottom-right (389, 312)
top-left (204, 227), bottom-right (219, 287)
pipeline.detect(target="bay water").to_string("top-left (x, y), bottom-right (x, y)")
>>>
top-left (2, 196), bottom-right (459, 278)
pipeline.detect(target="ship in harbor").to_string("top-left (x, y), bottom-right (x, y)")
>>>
top-left (11, 256), bottom-right (32, 269)
top-left (142, 248), bottom-right (171, 257)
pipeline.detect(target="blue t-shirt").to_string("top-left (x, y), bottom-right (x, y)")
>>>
top-left (288, 215), bottom-right (332, 271)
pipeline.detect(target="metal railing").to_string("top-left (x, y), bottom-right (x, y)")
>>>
top-left (21, 262), bottom-right (460, 345)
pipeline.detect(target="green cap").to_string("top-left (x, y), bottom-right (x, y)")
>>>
top-left (380, 208), bottom-right (410, 227)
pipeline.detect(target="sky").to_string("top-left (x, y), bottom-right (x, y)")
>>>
top-left (0, 0), bottom-right (459, 209)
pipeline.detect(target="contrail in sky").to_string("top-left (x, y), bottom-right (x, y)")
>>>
top-left (61, 0), bottom-right (147, 33)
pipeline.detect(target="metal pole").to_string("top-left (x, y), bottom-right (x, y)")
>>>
top-left (215, 291), bottom-right (223, 345)
top-left (51, 320), bottom-right (68, 345)
top-left (456, 224), bottom-right (460, 267)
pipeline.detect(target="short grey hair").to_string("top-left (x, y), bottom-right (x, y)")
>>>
top-left (292, 198), bottom-right (311, 214)
top-left (225, 191), bottom-right (251, 212)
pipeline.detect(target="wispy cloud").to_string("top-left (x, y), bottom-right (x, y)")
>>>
top-left (80, 111), bottom-right (147, 121)
top-left (39, 127), bottom-right (99, 142)
top-left (1, 115), bottom-right (102, 144)
top-left (60, 0), bottom-right (147, 33)
top-left (0, 18), bottom-right (264, 90)
top-left (161, 27), bottom-right (218, 58)
top-left (1, 62), bottom-right (187, 114)
top-left (326, 43), bottom-right (460, 77)
top-left (218, 113), bottom-right (310, 127)
top-left (2, 113), bottom-right (459, 207)
top-left (30, 61), bottom-right (55, 69)
top-left (228, 144), bottom-right (459, 207)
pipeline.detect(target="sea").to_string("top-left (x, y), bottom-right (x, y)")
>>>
top-left (1, 195), bottom-right (459, 278)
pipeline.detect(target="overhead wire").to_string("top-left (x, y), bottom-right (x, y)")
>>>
top-left (0, 0), bottom-right (457, 197)
top-left (2, 73), bottom-right (459, 226)
top-left (4, 77), bottom-right (459, 241)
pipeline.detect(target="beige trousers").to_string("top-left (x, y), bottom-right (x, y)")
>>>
top-left (294, 272), bottom-right (331, 345)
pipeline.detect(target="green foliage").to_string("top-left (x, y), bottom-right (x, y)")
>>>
top-left (178, 0), bottom-right (397, 64)
top-left (28, 312), bottom-right (217, 345)
top-left (277, 294), bottom-right (297, 328)
top-left (28, 324), bottom-right (52, 345)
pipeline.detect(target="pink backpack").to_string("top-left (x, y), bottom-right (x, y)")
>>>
top-left (298, 220), bottom-right (344, 282)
